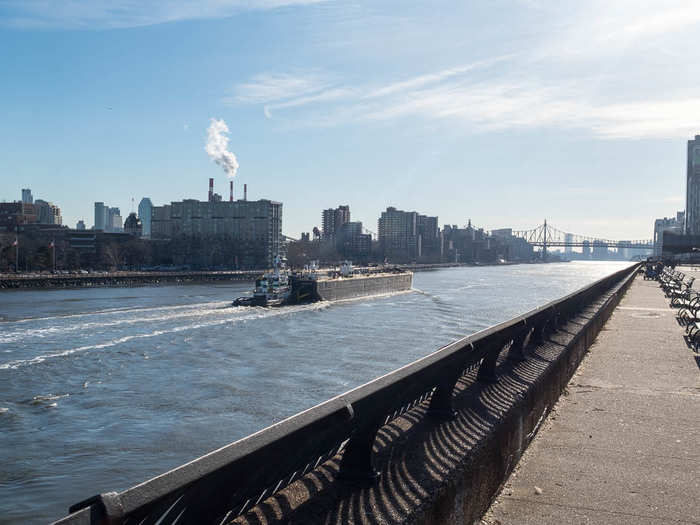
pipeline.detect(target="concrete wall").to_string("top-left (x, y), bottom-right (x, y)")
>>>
top-left (413, 271), bottom-right (638, 525)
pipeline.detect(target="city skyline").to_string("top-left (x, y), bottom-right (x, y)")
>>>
top-left (2, 1), bottom-right (699, 238)
top-left (1, 182), bottom-right (667, 245)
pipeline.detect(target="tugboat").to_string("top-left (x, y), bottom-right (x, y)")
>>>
top-left (233, 255), bottom-right (291, 307)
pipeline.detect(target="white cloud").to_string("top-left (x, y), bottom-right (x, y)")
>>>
top-left (363, 56), bottom-right (513, 99)
top-left (229, 2), bottom-right (700, 140)
top-left (1, 0), bottom-right (325, 29)
top-left (233, 65), bottom-right (700, 139)
top-left (231, 73), bottom-right (332, 104)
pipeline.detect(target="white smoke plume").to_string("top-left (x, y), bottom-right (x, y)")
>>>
top-left (205, 118), bottom-right (239, 178)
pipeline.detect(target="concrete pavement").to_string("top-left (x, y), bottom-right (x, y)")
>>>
top-left (483, 278), bottom-right (700, 525)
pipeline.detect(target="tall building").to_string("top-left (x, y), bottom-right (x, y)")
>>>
top-left (618, 240), bottom-right (631, 260)
top-left (417, 214), bottom-right (440, 259)
top-left (21, 188), bottom-right (33, 204)
top-left (336, 221), bottom-right (371, 258)
top-left (108, 207), bottom-right (123, 232)
top-left (653, 212), bottom-right (684, 256)
top-left (95, 203), bottom-right (123, 231)
top-left (581, 240), bottom-right (591, 258)
top-left (564, 233), bottom-right (574, 256)
top-left (686, 135), bottom-right (700, 234)
top-left (94, 202), bottom-right (106, 230)
top-left (378, 207), bottom-right (418, 262)
top-left (592, 241), bottom-right (609, 260)
top-left (34, 199), bottom-right (62, 225)
top-left (151, 197), bottom-right (282, 268)
top-left (491, 228), bottom-right (534, 261)
top-left (321, 205), bottom-right (350, 243)
top-left (76, 220), bottom-right (86, 230)
top-left (138, 198), bottom-right (153, 238)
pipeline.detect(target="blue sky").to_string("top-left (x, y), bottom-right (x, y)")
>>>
top-left (1, 0), bottom-right (698, 239)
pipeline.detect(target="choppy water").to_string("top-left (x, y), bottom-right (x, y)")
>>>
top-left (0, 261), bottom-right (631, 524)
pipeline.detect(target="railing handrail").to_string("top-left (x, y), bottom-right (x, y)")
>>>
top-left (52, 263), bottom-right (640, 525)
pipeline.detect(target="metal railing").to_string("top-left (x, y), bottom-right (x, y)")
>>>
top-left (52, 263), bottom-right (640, 525)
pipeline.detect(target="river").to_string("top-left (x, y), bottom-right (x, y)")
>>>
top-left (0, 261), bottom-right (632, 524)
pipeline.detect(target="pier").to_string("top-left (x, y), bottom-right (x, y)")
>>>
top-left (52, 265), bottom-right (652, 525)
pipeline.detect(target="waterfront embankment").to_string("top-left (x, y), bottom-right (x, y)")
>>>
top-left (0, 262), bottom-right (526, 290)
top-left (483, 277), bottom-right (700, 525)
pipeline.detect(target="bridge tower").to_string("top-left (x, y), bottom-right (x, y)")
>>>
top-left (542, 219), bottom-right (547, 261)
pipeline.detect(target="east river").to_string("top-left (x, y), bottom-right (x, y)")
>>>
top-left (0, 261), bottom-right (632, 524)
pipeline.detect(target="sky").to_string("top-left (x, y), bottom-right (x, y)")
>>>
top-left (1, 0), bottom-right (699, 240)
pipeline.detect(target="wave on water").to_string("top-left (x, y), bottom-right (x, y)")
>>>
top-left (0, 301), bottom-right (234, 344)
top-left (0, 301), bottom-right (330, 370)
top-left (325, 288), bottom-right (415, 306)
top-left (3, 301), bottom-right (223, 325)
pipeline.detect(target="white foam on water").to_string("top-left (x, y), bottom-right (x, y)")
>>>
top-left (0, 301), bottom-right (330, 370)
top-left (31, 393), bottom-right (70, 403)
top-left (324, 288), bottom-right (415, 306)
top-left (5, 301), bottom-right (223, 325)
top-left (0, 301), bottom-right (235, 344)
top-left (0, 407), bottom-right (8, 413)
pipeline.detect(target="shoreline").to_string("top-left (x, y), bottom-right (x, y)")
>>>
top-left (0, 260), bottom-right (567, 291)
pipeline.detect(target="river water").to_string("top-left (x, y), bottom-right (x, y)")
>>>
top-left (0, 261), bottom-right (631, 524)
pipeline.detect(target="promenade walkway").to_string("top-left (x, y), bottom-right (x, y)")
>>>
top-left (483, 278), bottom-right (700, 524)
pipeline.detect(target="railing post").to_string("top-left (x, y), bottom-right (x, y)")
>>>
top-left (477, 343), bottom-right (500, 383)
top-left (532, 316), bottom-right (549, 345)
top-left (549, 307), bottom-right (560, 332)
top-left (428, 366), bottom-right (464, 420)
top-left (338, 420), bottom-right (381, 483)
top-left (507, 326), bottom-right (530, 362)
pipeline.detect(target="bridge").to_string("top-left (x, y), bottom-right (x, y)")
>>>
top-left (512, 220), bottom-right (653, 256)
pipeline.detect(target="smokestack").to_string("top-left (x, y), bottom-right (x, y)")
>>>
top-left (244, 184), bottom-right (247, 201)
top-left (208, 178), bottom-right (214, 202)
top-left (229, 180), bottom-right (233, 202)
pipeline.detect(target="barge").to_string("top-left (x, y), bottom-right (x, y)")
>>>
top-left (233, 261), bottom-right (413, 306)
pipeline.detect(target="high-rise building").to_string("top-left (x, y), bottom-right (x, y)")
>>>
top-left (685, 135), bottom-right (700, 234)
top-left (592, 241), bottom-right (609, 260)
top-left (491, 228), bottom-right (534, 261)
top-left (151, 197), bottom-right (282, 268)
top-left (108, 207), bottom-right (123, 232)
top-left (653, 212), bottom-right (684, 256)
top-left (21, 188), bottom-right (33, 204)
top-left (94, 202), bottom-right (106, 230)
top-left (138, 198), bottom-right (153, 238)
top-left (321, 205), bottom-right (350, 243)
top-left (34, 199), bottom-right (62, 225)
top-left (618, 240), bottom-right (631, 260)
top-left (76, 220), bottom-right (86, 230)
top-left (582, 240), bottom-right (591, 258)
top-left (378, 207), bottom-right (419, 262)
top-left (417, 214), bottom-right (440, 259)
top-left (564, 233), bottom-right (573, 255)
top-left (336, 221), bottom-right (371, 258)
top-left (94, 202), bottom-right (123, 231)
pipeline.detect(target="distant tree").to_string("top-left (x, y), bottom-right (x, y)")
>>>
top-left (101, 242), bottom-right (125, 270)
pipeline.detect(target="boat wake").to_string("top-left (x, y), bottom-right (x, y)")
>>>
top-left (0, 301), bottom-right (330, 370)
